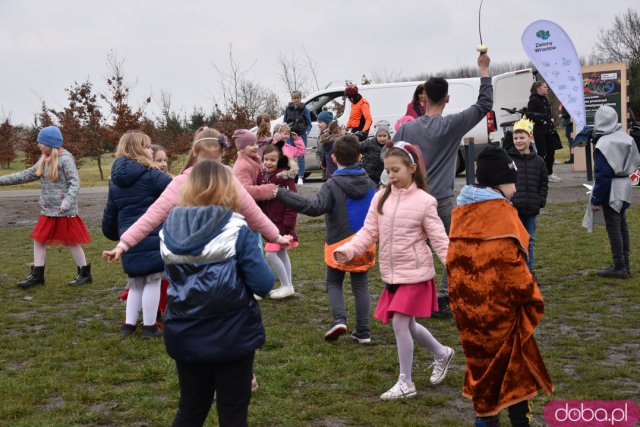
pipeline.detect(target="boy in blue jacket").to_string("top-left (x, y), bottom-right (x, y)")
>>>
top-left (277, 134), bottom-right (377, 343)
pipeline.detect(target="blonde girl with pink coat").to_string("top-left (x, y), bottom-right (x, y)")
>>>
top-left (333, 141), bottom-right (454, 401)
top-left (102, 127), bottom-right (292, 263)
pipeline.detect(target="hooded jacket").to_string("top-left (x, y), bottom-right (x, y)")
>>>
top-left (160, 206), bottom-right (274, 363)
top-left (591, 106), bottom-right (640, 212)
top-left (277, 166), bottom-right (377, 271)
top-left (276, 166), bottom-right (376, 245)
top-left (507, 148), bottom-right (549, 216)
top-left (447, 185), bottom-right (553, 416)
top-left (102, 157), bottom-right (172, 276)
top-left (0, 149), bottom-right (81, 217)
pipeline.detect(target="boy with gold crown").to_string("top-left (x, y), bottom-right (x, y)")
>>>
top-left (507, 117), bottom-right (548, 271)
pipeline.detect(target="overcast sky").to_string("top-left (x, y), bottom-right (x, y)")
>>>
top-left (0, 0), bottom-right (636, 125)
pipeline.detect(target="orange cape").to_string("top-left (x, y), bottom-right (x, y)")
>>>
top-left (447, 199), bottom-right (553, 416)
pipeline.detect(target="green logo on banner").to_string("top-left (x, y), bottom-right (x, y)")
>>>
top-left (536, 30), bottom-right (550, 40)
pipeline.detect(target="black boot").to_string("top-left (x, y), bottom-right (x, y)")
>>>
top-left (564, 153), bottom-right (574, 164)
top-left (17, 265), bottom-right (45, 289)
top-left (624, 255), bottom-right (631, 276)
top-left (68, 264), bottom-right (92, 285)
top-left (597, 264), bottom-right (628, 279)
top-left (141, 324), bottom-right (163, 340)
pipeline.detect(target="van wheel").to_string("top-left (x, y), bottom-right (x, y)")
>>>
top-left (456, 151), bottom-right (466, 176)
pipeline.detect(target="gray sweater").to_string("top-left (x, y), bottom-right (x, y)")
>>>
top-left (0, 149), bottom-right (81, 217)
top-left (394, 77), bottom-right (493, 200)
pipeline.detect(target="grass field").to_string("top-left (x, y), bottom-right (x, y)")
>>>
top-left (0, 202), bottom-right (638, 426)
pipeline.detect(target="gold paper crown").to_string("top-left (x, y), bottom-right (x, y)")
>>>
top-left (513, 116), bottom-right (534, 135)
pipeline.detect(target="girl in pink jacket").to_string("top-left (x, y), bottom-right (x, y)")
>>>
top-left (232, 129), bottom-right (278, 202)
top-left (333, 141), bottom-right (454, 401)
top-left (102, 127), bottom-right (292, 262)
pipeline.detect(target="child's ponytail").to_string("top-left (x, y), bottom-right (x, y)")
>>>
top-left (256, 114), bottom-right (272, 140)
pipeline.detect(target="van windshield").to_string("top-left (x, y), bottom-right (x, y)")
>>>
top-left (305, 92), bottom-right (345, 119)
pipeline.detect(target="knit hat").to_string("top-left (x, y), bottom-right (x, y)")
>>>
top-left (232, 129), bottom-right (257, 151)
top-left (317, 111), bottom-right (334, 125)
top-left (375, 121), bottom-right (391, 137)
top-left (394, 115), bottom-right (415, 132)
top-left (476, 145), bottom-right (518, 187)
top-left (37, 126), bottom-right (63, 148)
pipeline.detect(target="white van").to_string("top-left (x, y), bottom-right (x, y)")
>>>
top-left (273, 69), bottom-right (535, 177)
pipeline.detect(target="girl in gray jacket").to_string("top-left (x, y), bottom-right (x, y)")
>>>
top-left (0, 126), bottom-right (92, 288)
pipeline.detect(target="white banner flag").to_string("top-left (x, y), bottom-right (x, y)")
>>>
top-left (521, 20), bottom-right (586, 130)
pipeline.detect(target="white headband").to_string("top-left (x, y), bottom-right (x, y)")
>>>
top-left (194, 137), bottom-right (218, 144)
top-left (393, 141), bottom-right (416, 164)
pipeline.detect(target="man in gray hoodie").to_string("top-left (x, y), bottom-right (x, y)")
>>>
top-left (394, 53), bottom-right (493, 318)
top-left (591, 105), bottom-right (640, 278)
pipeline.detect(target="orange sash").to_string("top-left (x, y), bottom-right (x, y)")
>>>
top-left (324, 235), bottom-right (376, 273)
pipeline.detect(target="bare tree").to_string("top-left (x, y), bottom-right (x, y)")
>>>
top-left (593, 8), bottom-right (640, 64)
top-left (302, 45), bottom-right (321, 93)
top-left (592, 8), bottom-right (640, 115)
top-left (278, 50), bottom-right (310, 95)
top-left (213, 44), bottom-right (281, 119)
top-left (100, 51), bottom-right (151, 151)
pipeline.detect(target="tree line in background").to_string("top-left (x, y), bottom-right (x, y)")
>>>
top-left (0, 9), bottom-right (637, 178)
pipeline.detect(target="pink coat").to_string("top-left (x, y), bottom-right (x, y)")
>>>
top-left (272, 134), bottom-right (306, 158)
top-left (232, 153), bottom-right (277, 201)
top-left (119, 165), bottom-right (280, 249)
top-left (334, 183), bottom-right (449, 284)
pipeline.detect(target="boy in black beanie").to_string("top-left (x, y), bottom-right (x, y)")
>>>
top-left (446, 145), bottom-right (553, 427)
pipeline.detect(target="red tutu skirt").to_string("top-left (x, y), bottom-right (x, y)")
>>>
top-left (374, 279), bottom-right (439, 324)
top-left (30, 215), bottom-right (91, 246)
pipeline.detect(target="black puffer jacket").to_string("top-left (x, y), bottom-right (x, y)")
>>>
top-left (508, 148), bottom-right (549, 216)
top-left (360, 136), bottom-right (384, 184)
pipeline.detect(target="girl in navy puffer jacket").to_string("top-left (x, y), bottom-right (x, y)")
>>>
top-left (161, 160), bottom-right (274, 427)
top-left (102, 132), bottom-right (172, 339)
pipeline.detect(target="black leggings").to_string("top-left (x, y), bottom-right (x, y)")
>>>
top-left (172, 352), bottom-right (255, 427)
top-left (534, 132), bottom-right (555, 175)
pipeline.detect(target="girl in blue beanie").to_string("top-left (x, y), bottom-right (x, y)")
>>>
top-left (0, 126), bottom-right (93, 288)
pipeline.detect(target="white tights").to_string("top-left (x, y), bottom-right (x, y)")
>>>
top-left (125, 273), bottom-right (162, 326)
top-left (392, 313), bottom-right (448, 385)
top-left (265, 249), bottom-right (292, 287)
top-left (33, 241), bottom-right (87, 267)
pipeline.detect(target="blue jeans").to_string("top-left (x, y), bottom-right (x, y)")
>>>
top-left (294, 133), bottom-right (308, 178)
top-left (519, 214), bottom-right (537, 271)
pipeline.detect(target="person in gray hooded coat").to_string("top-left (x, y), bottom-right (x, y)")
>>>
top-left (591, 105), bottom-right (640, 278)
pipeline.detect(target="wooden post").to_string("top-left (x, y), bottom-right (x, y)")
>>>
top-left (464, 137), bottom-right (475, 185)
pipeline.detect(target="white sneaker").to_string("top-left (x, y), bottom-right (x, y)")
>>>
top-left (269, 286), bottom-right (295, 299)
top-left (380, 374), bottom-right (416, 400)
top-left (253, 294), bottom-right (262, 301)
top-left (548, 174), bottom-right (562, 183)
top-left (430, 346), bottom-right (454, 385)
top-left (297, 177), bottom-right (304, 186)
